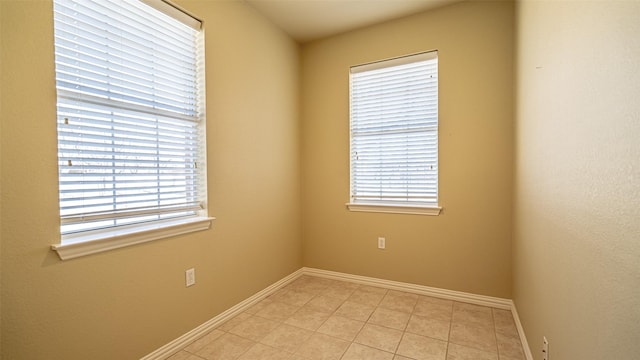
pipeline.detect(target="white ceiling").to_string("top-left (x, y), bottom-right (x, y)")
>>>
top-left (245, 0), bottom-right (458, 43)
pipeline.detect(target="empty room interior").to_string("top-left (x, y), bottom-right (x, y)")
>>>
top-left (0, 0), bottom-right (638, 359)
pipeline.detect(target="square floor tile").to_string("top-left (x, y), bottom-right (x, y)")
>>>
top-left (413, 300), bottom-right (452, 322)
top-left (446, 343), bottom-right (498, 360)
top-left (184, 329), bottom-right (225, 353)
top-left (452, 302), bottom-right (494, 329)
top-left (334, 301), bottom-right (375, 322)
top-left (195, 333), bottom-right (255, 360)
top-left (396, 332), bottom-right (447, 360)
top-left (284, 306), bottom-right (330, 331)
top-left (305, 295), bottom-right (345, 314)
top-left (256, 301), bottom-right (300, 321)
top-left (378, 290), bottom-right (418, 314)
top-left (347, 288), bottom-right (387, 307)
top-left (274, 289), bottom-right (316, 307)
top-left (316, 315), bottom-right (364, 341)
top-left (218, 312), bottom-right (253, 332)
top-left (294, 333), bottom-right (350, 360)
top-left (496, 331), bottom-right (525, 359)
top-left (228, 315), bottom-right (280, 342)
top-left (449, 322), bottom-right (497, 353)
top-left (166, 351), bottom-right (203, 360)
top-left (368, 307), bottom-right (411, 330)
top-left (245, 298), bottom-right (273, 315)
top-left (341, 343), bottom-right (394, 360)
top-left (237, 343), bottom-right (292, 360)
top-left (260, 323), bottom-right (314, 353)
top-left (354, 323), bottom-right (403, 353)
top-left (405, 314), bottom-right (450, 341)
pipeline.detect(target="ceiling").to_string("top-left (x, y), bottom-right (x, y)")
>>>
top-left (245, 0), bottom-right (458, 43)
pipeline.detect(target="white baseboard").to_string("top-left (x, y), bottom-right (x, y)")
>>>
top-left (141, 267), bottom-right (532, 360)
top-left (302, 267), bottom-right (512, 310)
top-left (140, 268), bottom-right (305, 360)
top-left (511, 302), bottom-right (534, 360)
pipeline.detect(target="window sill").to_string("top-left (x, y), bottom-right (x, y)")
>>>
top-left (51, 217), bottom-right (215, 261)
top-left (346, 203), bottom-right (441, 216)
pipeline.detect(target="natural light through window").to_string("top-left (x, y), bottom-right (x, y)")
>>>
top-left (51, 0), bottom-right (211, 259)
top-left (348, 51), bottom-right (440, 215)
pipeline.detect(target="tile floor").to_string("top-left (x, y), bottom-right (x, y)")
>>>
top-left (166, 275), bottom-right (526, 360)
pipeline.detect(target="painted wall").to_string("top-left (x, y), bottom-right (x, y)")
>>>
top-left (300, 1), bottom-right (514, 298)
top-left (0, 1), bottom-right (301, 359)
top-left (513, 1), bottom-right (640, 359)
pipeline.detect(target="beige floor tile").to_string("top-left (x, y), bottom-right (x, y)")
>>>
top-left (334, 301), bottom-right (375, 322)
top-left (368, 307), bottom-right (411, 330)
top-left (285, 277), bottom-right (328, 295)
top-left (284, 306), bottom-right (331, 331)
top-left (341, 343), bottom-right (394, 360)
top-left (492, 309), bottom-right (519, 339)
top-left (499, 356), bottom-right (527, 360)
top-left (378, 290), bottom-right (418, 314)
top-left (305, 295), bottom-right (344, 314)
top-left (195, 333), bottom-right (255, 360)
top-left (393, 356), bottom-right (414, 360)
top-left (452, 302), bottom-right (494, 329)
top-left (228, 315), bottom-right (280, 342)
top-left (218, 313), bottom-right (253, 332)
top-left (419, 296), bottom-right (454, 307)
top-left (316, 315), bottom-right (364, 341)
top-left (260, 323), bottom-right (314, 353)
top-left (496, 332), bottom-right (525, 359)
top-left (294, 333), bottom-right (350, 360)
top-left (236, 343), bottom-right (292, 360)
top-left (354, 323), bottom-right (403, 353)
top-left (256, 301), bottom-right (300, 321)
top-left (184, 329), bottom-right (226, 353)
top-left (347, 288), bottom-right (387, 307)
top-left (405, 314), bottom-right (451, 341)
top-left (446, 343), bottom-right (498, 360)
top-left (396, 332), bottom-right (447, 360)
top-left (245, 298), bottom-right (273, 315)
top-left (270, 289), bottom-right (316, 307)
top-left (358, 285), bottom-right (388, 294)
top-left (413, 300), bottom-right (452, 322)
top-left (166, 350), bottom-right (204, 360)
top-left (449, 322), bottom-right (497, 353)
top-left (323, 283), bottom-right (358, 300)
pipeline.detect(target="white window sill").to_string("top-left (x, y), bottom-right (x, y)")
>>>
top-left (51, 217), bottom-right (215, 261)
top-left (346, 203), bottom-right (441, 216)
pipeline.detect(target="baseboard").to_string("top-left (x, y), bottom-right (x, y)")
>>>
top-left (511, 302), bottom-right (534, 360)
top-left (302, 267), bottom-right (512, 310)
top-left (141, 267), bottom-right (532, 360)
top-left (140, 268), bottom-right (305, 360)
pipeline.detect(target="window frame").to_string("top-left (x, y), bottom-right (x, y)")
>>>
top-left (51, 0), bottom-right (213, 260)
top-left (347, 51), bottom-right (441, 216)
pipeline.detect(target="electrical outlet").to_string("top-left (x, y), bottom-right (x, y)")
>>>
top-left (378, 237), bottom-right (385, 249)
top-left (542, 336), bottom-right (549, 360)
top-left (185, 268), bottom-right (195, 287)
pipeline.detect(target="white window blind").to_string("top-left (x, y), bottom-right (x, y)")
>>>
top-left (53, 0), bottom-right (206, 236)
top-left (349, 51), bottom-right (438, 210)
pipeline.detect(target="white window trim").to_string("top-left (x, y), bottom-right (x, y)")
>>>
top-left (346, 203), bottom-right (441, 216)
top-left (52, 216), bottom-right (214, 260)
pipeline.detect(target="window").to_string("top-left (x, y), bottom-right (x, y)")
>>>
top-left (348, 51), bottom-right (440, 215)
top-left (51, 0), bottom-right (211, 259)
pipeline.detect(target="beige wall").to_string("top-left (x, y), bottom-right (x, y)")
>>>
top-left (0, 1), bottom-right (301, 359)
top-left (513, 1), bottom-right (640, 359)
top-left (300, 1), bottom-right (514, 298)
